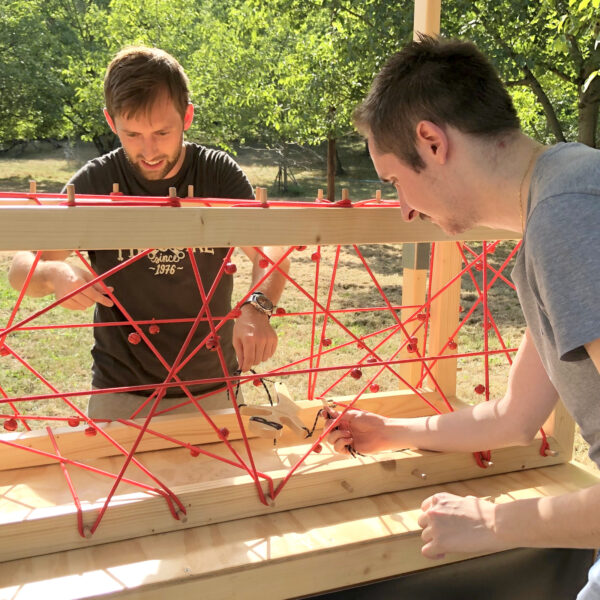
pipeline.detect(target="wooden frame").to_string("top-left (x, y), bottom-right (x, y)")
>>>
top-left (0, 200), bottom-right (576, 568)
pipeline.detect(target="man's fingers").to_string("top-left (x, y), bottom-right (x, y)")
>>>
top-left (333, 437), bottom-right (353, 454)
top-left (87, 284), bottom-right (114, 307)
top-left (421, 541), bottom-right (446, 560)
top-left (233, 336), bottom-right (245, 372)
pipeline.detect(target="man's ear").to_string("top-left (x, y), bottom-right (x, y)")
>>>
top-left (415, 120), bottom-right (448, 165)
top-left (103, 108), bottom-right (117, 134)
top-left (183, 103), bottom-right (194, 131)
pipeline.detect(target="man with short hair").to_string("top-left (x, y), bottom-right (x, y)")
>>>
top-left (325, 35), bottom-right (600, 598)
top-left (9, 46), bottom-right (289, 419)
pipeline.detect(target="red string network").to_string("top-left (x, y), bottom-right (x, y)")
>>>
top-left (0, 189), bottom-right (547, 537)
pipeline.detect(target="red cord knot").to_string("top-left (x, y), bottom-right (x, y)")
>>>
top-left (539, 438), bottom-right (556, 457)
top-left (0, 345), bottom-right (10, 356)
top-left (128, 332), bottom-right (141, 345)
top-left (407, 338), bottom-right (418, 353)
top-left (474, 450), bottom-right (492, 468)
top-left (149, 323), bottom-right (160, 335)
top-left (475, 262), bottom-right (483, 271)
top-left (190, 446), bottom-right (200, 457)
top-left (67, 417), bottom-right (80, 427)
top-left (84, 426), bottom-right (97, 437)
top-left (366, 357), bottom-right (377, 363)
top-left (295, 245), bottom-right (307, 251)
top-left (321, 338), bottom-right (332, 347)
top-left (206, 335), bottom-right (219, 351)
top-left (416, 313), bottom-right (427, 321)
top-left (369, 383), bottom-right (380, 393)
top-left (474, 384), bottom-right (486, 395)
top-left (253, 378), bottom-right (262, 387)
top-left (224, 262), bottom-right (237, 275)
top-left (448, 340), bottom-right (458, 350)
top-left (3, 418), bottom-right (18, 432)
top-left (313, 443), bottom-right (323, 454)
top-left (350, 368), bottom-right (362, 380)
top-left (275, 307), bottom-right (286, 315)
top-left (219, 427), bottom-right (230, 439)
top-left (258, 258), bottom-right (270, 269)
top-left (334, 198), bottom-right (352, 207)
top-left (311, 252), bottom-right (320, 262)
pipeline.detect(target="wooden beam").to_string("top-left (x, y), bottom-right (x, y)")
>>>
top-left (0, 206), bottom-right (520, 251)
top-left (0, 432), bottom-right (567, 563)
top-left (426, 242), bottom-right (462, 396)
top-left (0, 462), bottom-right (594, 597)
top-left (0, 390), bottom-right (449, 470)
top-left (413, 0), bottom-right (441, 39)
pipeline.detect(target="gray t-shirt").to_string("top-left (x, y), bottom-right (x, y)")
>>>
top-left (512, 142), bottom-right (600, 464)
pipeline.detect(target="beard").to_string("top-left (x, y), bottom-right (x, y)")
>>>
top-left (125, 145), bottom-right (184, 181)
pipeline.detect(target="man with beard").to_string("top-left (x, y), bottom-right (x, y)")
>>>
top-left (9, 46), bottom-right (289, 420)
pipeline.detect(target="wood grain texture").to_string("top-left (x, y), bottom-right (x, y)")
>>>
top-left (0, 462), bottom-right (596, 600)
top-left (0, 206), bottom-right (519, 251)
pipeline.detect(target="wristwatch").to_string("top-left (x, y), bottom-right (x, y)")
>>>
top-left (242, 292), bottom-right (274, 318)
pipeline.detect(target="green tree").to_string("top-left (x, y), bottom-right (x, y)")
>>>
top-left (443, 0), bottom-right (600, 147)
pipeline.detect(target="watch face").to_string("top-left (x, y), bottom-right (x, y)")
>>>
top-left (256, 295), bottom-right (273, 310)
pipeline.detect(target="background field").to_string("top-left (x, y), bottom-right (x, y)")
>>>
top-left (0, 140), bottom-right (592, 468)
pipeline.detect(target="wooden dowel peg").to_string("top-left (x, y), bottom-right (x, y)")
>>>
top-left (112, 183), bottom-right (119, 194)
top-left (187, 185), bottom-right (194, 198)
top-left (66, 184), bottom-right (75, 206)
top-left (341, 188), bottom-right (349, 201)
top-left (411, 468), bottom-right (427, 480)
top-left (29, 180), bottom-right (37, 195)
top-left (317, 188), bottom-right (324, 202)
top-left (375, 189), bottom-right (382, 202)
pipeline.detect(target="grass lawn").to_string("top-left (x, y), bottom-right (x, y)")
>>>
top-left (0, 138), bottom-right (593, 469)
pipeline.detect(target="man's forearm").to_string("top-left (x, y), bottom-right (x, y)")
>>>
top-left (379, 330), bottom-right (559, 454)
top-left (8, 251), bottom-right (69, 297)
top-left (495, 484), bottom-right (600, 549)
top-left (251, 246), bottom-right (290, 304)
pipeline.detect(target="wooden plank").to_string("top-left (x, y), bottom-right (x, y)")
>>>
top-left (413, 0), bottom-right (441, 39)
top-left (399, 245), bottom-right (429, 388)
top-left (0, 429), bottom-right (566, 563)
top-left (426, 242), bottom-right (462, 396)
top-left (542, 398), bottom-right (576, 461)
top-left (0, 206), bottom-right (519, 251)
top-left (0, 390), bottom-right (449, 471)
top-left (0, 462), bottom-right (596, 599)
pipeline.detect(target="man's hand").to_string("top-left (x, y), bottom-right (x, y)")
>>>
top-left (50, 263), bottom-right (114, 310)
top-left (418, 493), bottom-right (505, 559)
top-left (233, 304), bottom-right (277, 372)
top-left (323, 408), bottom-right (393, 455)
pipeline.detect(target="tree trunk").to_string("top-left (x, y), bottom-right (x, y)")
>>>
top-left (327, 137), bottom-right (336, 201)
top-left (335, 147), bottom-right (345, 175)
top-left (523, 65), bottom-right (566, 143)
top-left (93, 132), bottom-right (117, 156)
top-left (578, 76), bottom-right (600, 148)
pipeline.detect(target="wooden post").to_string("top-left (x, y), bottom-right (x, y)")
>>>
top-left (399, 0), bottom-right (442, 389)
top-left (327, 137), bottom-right (336, 202)
top-left (426, 241), bottom-right (462, 397)
top-left (399, 243), bottom-right (430, 388)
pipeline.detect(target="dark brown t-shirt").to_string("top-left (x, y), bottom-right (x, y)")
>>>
top-left (66, 143), bottom-right (253, 396)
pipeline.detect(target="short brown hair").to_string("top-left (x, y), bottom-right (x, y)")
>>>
top-left (104, 46), bottom-right (190, 120)
top-left (354, 35), bottom-right (520, 171)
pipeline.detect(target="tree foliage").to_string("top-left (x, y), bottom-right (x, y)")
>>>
top-left (1, 0), bottom-right (598, 155)
top-left (443, 0), bottom-right (600, 147)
